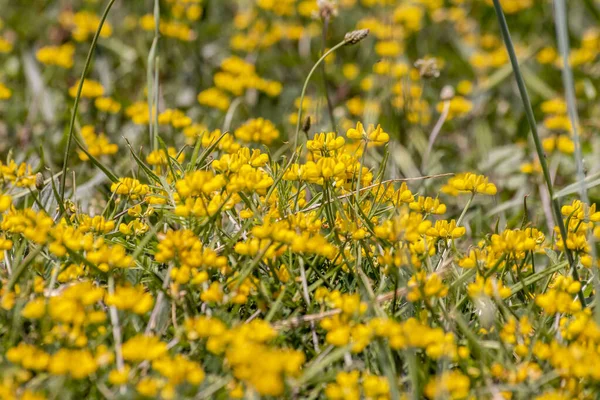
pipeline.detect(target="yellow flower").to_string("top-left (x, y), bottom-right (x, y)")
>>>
top-left (110, 177), bottom-right (150, 200)
top-left (442, 172), bottom-right (497, 196)
top-left (424, 370), bottom-right (470, 400)
top-left (108, 365), bottom-right (131, 385)
top-left (77, 125), bottom-right (118, 160)
top-left (105, 285), bottom-right (154, 314)
top-left (60, 10), bottom-right (113, 41)
top-left (21, 298), bottom-right (46, 319)
top-left (467, 275), bottom-right (511, 299)
top-left (122, 335), bottom-right (168, 362)
top-left (437, 96), bottom-right (473, 119)
top-left (197, 87), bottom-right (231, 111)
top-left (234, 118), bottom-right (279, 145)
top-left (0, 82), bottom-right (12, 100)
top-left (346, 121), bottom-right (389, 146)
top-left (36, 43), bottom-right (75, 69)
top-left (426, 219), bottom-right (466, 239)
top-left (0, 37), bottom-right (13, 53)
top-left (94, 96), bottom-right (121, 113)
top-left (409, 196), bottom-right (447, 214)
top-left (68, 79), bottom-right (105, 98)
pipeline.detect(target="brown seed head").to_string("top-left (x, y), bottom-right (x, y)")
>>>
top-left (302, 116), bottom-right (311, 134)
top-left (35, 172), bottom-right (44, 191)
top-left (344, 29), bottom-right (369, 45)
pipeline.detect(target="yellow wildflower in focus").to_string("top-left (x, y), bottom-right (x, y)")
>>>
top-left (346, 121), bottom-right (389, 146)
top-left (442, 172), bottom-right (497, 196)
top-left (409, 196), bottom-right (446, 214)
top-left (110, 177), bottom-right (150, 200)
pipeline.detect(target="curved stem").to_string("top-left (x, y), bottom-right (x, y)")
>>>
top-left (320, 17), bottom-right (336, 132)
top-left (60, 0), bottom-right (117, 204)
top-left (294, 40), bottom-right (346, 150)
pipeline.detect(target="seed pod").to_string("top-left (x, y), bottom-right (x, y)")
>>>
top-left (344, 29), bottom-right (369, 45)
top-left (440, 85), bottom-right (455, 101)
top-left (35, 172), bottom-right (44, 191)
top-left (302, 116), bottom-right (311, 134)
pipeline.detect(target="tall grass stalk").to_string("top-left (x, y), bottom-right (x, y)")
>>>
top-left (554, 0), bottom-right (599, 317)
top-left (491, 0), bottom-right (586, 307)
top-left (60, 0), bottom-right (117, 204)
top-left (148, 0), bottom-right (161, 151)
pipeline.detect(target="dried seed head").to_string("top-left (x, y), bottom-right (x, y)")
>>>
top-left (35, 172), bottom-right (44, 191)
top-left (414, 58), bottom-right (440, 79)
top-left (302, 116), bottom-right (311, 134)
top-left (317, 0), bottom-right (337, 19)
top-left (344, 29), bottom-right (369, 45)
top-left (440, 85), bottom-right (455, 101)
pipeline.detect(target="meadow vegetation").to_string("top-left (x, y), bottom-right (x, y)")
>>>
top-left (1, 0), bottom-right (600, 398)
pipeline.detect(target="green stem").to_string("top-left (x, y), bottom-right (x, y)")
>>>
top-left (320, 16), bottom-right (336, 132)
top-left (492, 0), bottom-right (585, 308)
top-left (554, 0), bottom-right (599, 317)
top-left (60, 0), bottom-right (117, 203)
top-left (148, 0), bottom-right (160, 151)
top-left (294, 40), bottom-right (346, 150)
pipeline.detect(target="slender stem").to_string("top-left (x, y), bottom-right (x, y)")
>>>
top-left (320, 17), bottom-right (336, 132)
top-left (492, 0), bottom-right (585, 307)
top-left (60, 0), bottom-right (117, 203)
top-left (294, 40), bottom-right (346, 150)
top-left (554, 0), bottom-right (599, 317)
top-left (264, 39), bottom-right (347, 204)
top-left (108, 275), bottom-right (125, 371)
top-left (434, 193), bottom-right (474, 272)
top-left (422, 99), bottom-right (450, 172)
top-left (148, 0), bottom-right (160, 151)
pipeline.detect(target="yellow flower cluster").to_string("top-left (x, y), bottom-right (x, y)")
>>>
top-left (68, 79), bottom-right (105, 98)
top-left (155, 229), bottom-right (227, 284)
top-left (105, 284), bottom-right (154, 314)
top-left (77, 125), bottom-right (118, 161)
top-left (36, 43), bottom-right (75, 69)
top-left (139, 14), bottom-right (195, 41)
top-left (8, 343), bottom-right (100, 379)
top-left (326, 370), bottom-right (390, 400)
top-left (197, 87), bottom-right (231, 111)
top-left (110, 177), bottom-right (150, 200)
top-left (234, 118), bottom-right (280, 145)
top-left (59, 10), bottom-right (113, 41)
top-left (94, 96), bottom-right (121, 113)
top-left (536, 276), bottom-right (582, 314)
top-left (0, 82), bottom-right (11, 100)
top-left (442, 172), bottom-right (497, 196)
top-left (0, 160), bottom-right (36, 188)
top-left (186, 317), bottom-right (304, 396)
